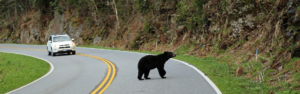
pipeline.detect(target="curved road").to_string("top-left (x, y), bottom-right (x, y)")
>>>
top-left (0, 44), bottom-right (221, 94)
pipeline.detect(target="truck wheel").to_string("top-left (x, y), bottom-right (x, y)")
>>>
top-left (52, 48), bottom-right (56, 56)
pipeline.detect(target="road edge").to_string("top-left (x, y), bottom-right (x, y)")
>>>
top-left (0, 51), bottom-right (55, 94)
top-left (170, 59), bottom-right (222, 94)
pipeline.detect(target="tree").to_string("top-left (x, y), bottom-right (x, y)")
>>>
top-left (112, 0), bottom-right (120, 29)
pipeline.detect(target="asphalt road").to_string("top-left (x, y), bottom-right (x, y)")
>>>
top-left (0, 44), bottom-right (221, 94)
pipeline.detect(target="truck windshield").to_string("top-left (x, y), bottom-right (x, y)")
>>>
top-left (53, 36), bottom-right (71, 42)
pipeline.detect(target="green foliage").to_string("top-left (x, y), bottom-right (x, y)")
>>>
top-left (269, 0), bottom-right (276, 2)
top-left (143, 22), bottom-right (151, 33)
top-left (176, 0), bottom-right (208, 30)
top-left (256, 12), bottom-right (267, 21)
top-left (85, 17), bottom-right (91, 23)
top-left (98, 5), bottom-right (111, 14)
top-left (18, 4), bottom-right (24, 11)
top-left (290, 25), bottom-right (298, 31)
top-left (50, 0), bottom-right (59, 9)
top-left (67, 0), bottom-right (94, 12)
top-left (243, 0), bottom-right (253, 4)
top-left (176, 0), bottom-right (189, 22)
top-left (186, 16), bottom-right (197, 30)
top-left (162, 26), bottom-right (168, 33)
top-left (192, 0), bottom-right (208, 27)
top-left (175, 43), bottom-right (191, 55)
top-left (133, 0), bottom-right (149, 13)
top-left (117, 0), bottom-right (131, 21)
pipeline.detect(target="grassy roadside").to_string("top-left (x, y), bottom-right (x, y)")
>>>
top-left (78, 45), bottom-right (300, 93)
top-left (0, 52), bottom-right (50, 94)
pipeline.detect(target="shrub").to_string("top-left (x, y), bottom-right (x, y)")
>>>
top-left (143, 22), bottom-right (151, 33)
top-left (133, 0), bottom-right (149, 13)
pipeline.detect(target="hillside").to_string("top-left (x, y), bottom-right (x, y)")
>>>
top-left (1, 0), bottom-right (300, 93)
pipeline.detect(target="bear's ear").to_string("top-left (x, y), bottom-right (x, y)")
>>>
top-left (163, 51), bottom-right (168, 54)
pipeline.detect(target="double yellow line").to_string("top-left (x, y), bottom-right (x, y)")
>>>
top-left (0, 46), bottom-right (116, 94)
top-left (77, 53), bottom-right (116, 94)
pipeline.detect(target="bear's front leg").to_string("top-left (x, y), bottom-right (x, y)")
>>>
top-left (157, 68), bottom-right (166, 79)
top-left (138, 70), bottom-right (144, 80)
top-left (144, 70), bottom-right (151, 79)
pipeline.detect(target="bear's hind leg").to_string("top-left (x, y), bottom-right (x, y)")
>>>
top-left (144, 70), bottom-right (151, 79)
top-left (138, 70), bottom-right (144, 80)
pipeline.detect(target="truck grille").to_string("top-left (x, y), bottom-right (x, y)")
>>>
top-left (59, 44), bottom-right (70, 49)
top-left (59, 46), bottom-right (70, 49)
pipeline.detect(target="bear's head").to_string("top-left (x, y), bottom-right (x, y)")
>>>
top-left (164, 51), bottom-right (176, 58)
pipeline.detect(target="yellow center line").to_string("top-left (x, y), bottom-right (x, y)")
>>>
top-left (90, 56), bottom-right (112, 94)
top-left (80, 53), bottom-right (115, 94)
top-left (0, 46), bottom-right (116, 94)
top-left (99, 58), bottom-right (116, 94)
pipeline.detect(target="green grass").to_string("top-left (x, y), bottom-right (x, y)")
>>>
top-left (0, 52), bottom-right (50, 94)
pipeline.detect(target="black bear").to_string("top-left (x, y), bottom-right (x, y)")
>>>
top-left (137, 51), bottom-right (176, 80)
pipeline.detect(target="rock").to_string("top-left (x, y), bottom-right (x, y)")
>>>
top-left (235, 66), bottom-right (243, 76)
top-left (245, 14), bottom-right (255, 28)
top-left (257, 25), bottom-right (261, 28)
top-left (78, 37), bottom-right (83, 45)
top-left (16, 39), bottom-right (20, 43)
top-left (166, 29), bottom-right (174, 34)
top-left (1, 38), bottom-right (7, 43)
top-left (21, 30), bottom-right (29, 43)
top-left (286, 6), bottom-right (296, 14)
top-left (242, 6), bottom-right (248, 12)
top-left (178, 25), bottom-right (185, 30)
top-left (226, 5), bottom-right (233, 14)
top-left (285, 30), bottom-right (294, 39)
top-left (192, 35), bottom-right (196, 40)
top-left (238, 18), bottom-right (243, 23)
top-left (171, 14), bottom-right (179, 24)
top-left (209, 24), bottom-right (220, 32)
top-left (93, 35), bottom-right (101, 45)
top-left (230, 20), bottom-right (242, 36)
top-left (127, 33), bottom-right (131, 39)
top-left (40, 38), bottom-right (44, 43)
top-left (287, 0), bottom-right (293, 7)
top-left (233, 9), bottom-right (238, 12)
top-left (274, 63), bottom-right (283, 71)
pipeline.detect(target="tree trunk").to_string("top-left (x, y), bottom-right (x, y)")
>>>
top-left (91, 0), bottom-right (98, 11)
top-left (112, 0), bottom-right (120, 29)
top-left (15, 0), bottom-right (17, 18)
top-left (91, 0), bottom-right (98, 21)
